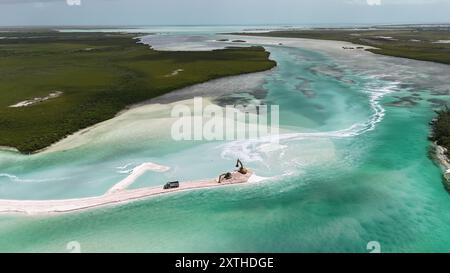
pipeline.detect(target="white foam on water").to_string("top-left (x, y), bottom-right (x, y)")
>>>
top-left (248, 174), bottom-right (270, 183)
top-left (116, 163), bottom-right (134, 170)
top-left (117, 170), bottom-right (133, 174)
top-left (248, 170), bottom-right (297, 184)
top-left (0, 173), bottom-right (68, 184)
top-left (220, 76), bottom-right (398, 174)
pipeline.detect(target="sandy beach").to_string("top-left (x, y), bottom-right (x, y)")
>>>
top-left (435, 143), bottom-right (450, 170)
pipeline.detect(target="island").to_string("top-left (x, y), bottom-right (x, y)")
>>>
top-left (0, 30), bottom-right (276, 154)
top-left (234, 25), bottom-right (450, 65)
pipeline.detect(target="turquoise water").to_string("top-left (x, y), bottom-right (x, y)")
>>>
top-left (0, 31), bottom-right (449, 252)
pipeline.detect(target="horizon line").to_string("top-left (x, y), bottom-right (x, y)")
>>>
top-left (1, 22), bottom-right (450, 29)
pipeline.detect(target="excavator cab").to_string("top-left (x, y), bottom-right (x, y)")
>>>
top-left (218, 159), bottom-right (248, 183)
top-left (235, 159), bottom-right (248, 175)
top-left (218, 172), bottom-right (232, 183)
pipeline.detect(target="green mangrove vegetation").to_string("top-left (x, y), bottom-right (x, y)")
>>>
top-left (0, 31), bottom-right (276, 153)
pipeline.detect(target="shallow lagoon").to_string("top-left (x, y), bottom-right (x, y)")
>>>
top-left (0, 27), bottom-right (449, 252)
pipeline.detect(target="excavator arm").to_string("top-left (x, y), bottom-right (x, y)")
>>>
top-left (235, 159), bottom-right (248, 175)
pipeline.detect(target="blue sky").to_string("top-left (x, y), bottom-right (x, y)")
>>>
top-left (0, 0), bottom-right (449, 26)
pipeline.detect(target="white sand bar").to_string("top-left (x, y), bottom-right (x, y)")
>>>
top-left (0, 171), bottom-right (253, 215)
top-left (107, 162), bottom-right (170, 194)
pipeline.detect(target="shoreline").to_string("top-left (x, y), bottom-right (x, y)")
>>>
top-left (429, 108), bottom-right (450, 184)
top-left (435, 143), bottom-right (450, 170)
top-left (116, 68), bottom-right (272, 113)
top-left (1, 36), bottom-right (369, 155)
top-left (0, 31), bottom-right (276, 155)
top-left (432, 143), bottom-right (450, 186)
top-left (0, 170), bottom-right (255, 216)
top-left (0, 69), bottom-right (273, 156)
top-left (39, 72), bottom-right (269, 154)
top-left (433, 143), bottom-right (450, 172)
top-left (0, 146), bottom-right (20, 153)
top-left (0, 35), bottom-right (399, 156)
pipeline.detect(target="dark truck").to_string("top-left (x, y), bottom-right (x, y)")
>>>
top-left (163, 181), bottom-right (180, 190)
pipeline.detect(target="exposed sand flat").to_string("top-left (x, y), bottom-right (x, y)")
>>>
top-left (107, 162), bottom-right (170, 194)
top-left (226, 35), bottom-right (377, 56)
top-left (9, 91), bottom-right (63, 108)
top-left (164, 69), bottom-right (184, 77)
top-left (39, 70), bottom-right (269, 154)
top-left (433, 40), bottom-right (450, 44)
top-left (374, 36), bottom-right (398, 41)
top-left (0, 171), bottom-right (253, 215)
top-left (0, 146), bottom-right (19, 153)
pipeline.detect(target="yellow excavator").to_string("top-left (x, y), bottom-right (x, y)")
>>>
top-left (218, 159), bottom-right (248, 183)
top-left (218, 172), bottom-right (232, 183)
top-left (235, 159), bottom-right (248, 175)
